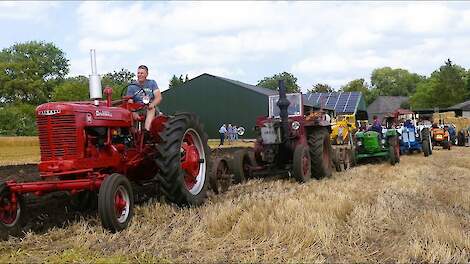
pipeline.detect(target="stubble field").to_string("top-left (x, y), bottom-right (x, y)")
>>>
top-left (0, 144), bottom-right (469, 263)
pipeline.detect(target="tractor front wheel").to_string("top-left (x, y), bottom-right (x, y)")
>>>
top-left (443, 140), bottom-right (451, 150)
top-left (231, 149), bottom-right (253, 184)
top-left (422, 128), bottom-right (431, 157)
top-left (422, 139), bottom-right (431, 157)
top-left (98, 173), bottom-right (134, 233)
top-left (292, 144), bottom-right (311, 183)
top-left (155, 113), bottom-right (210, 206)
top-left (209, 158), bottom-right (232, 194)
top-left (332, 149), bottom-right (342, 172)
top-left (388, 136), bottom-right (400, 165)
top-left (309, 127), bottom-right (333, 179)
top-left (458, 131), bottom-right (466, 146)
top-left (0, 187), bottom-right (26, 239)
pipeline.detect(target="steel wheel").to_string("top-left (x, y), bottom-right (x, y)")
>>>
top-left (231, 149), bottom-right (253, 184)
top-left (209, 158), bottom-right (232, 194)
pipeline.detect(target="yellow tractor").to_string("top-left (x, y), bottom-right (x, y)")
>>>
top-left (330, 114), bottom-right (357, 171)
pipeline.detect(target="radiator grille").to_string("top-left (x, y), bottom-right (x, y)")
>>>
top-left (37, 115), bottom-right (78, 161)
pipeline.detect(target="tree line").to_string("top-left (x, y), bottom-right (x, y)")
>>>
top-left (256, 60), bottom-right (470, 109)
top-left (1, 41), bottom-right (469, 135)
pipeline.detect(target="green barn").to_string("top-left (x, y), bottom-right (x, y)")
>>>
top-left (159, 73), bottom-right (276, 138)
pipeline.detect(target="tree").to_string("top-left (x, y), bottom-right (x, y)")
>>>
top-left (308, 83), bottom-right (333, 93)
top-left (257, 72), bottom-right (300, 93)
top-left (463, 69), bottom-right (470, 100)
top-left (102, 68), bottom-right (135, 85)
top-left (0, 41), bottom-right (69, 105)
top-left (370, 67), bottom-right (425, 97)
top-left (169, 74), bottom-right (188, 89)
top-left (102, 68), bottom-right (135, 99)
top-left (52, 76), bottom-right (89, 101)
top-left (0, 103), bottom-right (37, 136)
top-left (410, 59), bottom-right (467, 108)
top-left (341, 78), bottom-right (376, 105)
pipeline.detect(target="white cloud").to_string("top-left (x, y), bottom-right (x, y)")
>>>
top-left (78, 38), bottom-right (138, 53)
top-left (337, 29), bottom-right (382, 48)
top-left (0, 2), bottom-right (60, 21)
top-left (166, 28), bottom-right (316, 66)
top-left (68, 1), bottom-right (470, 90)
top-left (401, 3), bottom-right (454, 33)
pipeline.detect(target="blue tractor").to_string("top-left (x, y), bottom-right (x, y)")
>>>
top-left (386, 110), bottom-right (432, 157)
top-left (398, 120), bottom-right (432, 156)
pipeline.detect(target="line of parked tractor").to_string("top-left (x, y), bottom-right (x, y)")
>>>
top-left (2, 51), bottom-right (469, 240)
top-left (211, 97), bottom-right (469, 195)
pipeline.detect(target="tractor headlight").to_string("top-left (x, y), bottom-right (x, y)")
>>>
top-left (292, 121), bottom-right (300, 130)
top-left (416, 133), bottom-right (419, 138)
top-left (381, 139), bottom-right (386, 144)
top-left (357, 140), bottom-right (362, 146)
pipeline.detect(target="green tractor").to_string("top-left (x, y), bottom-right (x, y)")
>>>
top-left (355, 129), bottom-right (400, 165)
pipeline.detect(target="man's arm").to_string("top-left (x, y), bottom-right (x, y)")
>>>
top-left (149, 89), bottom-right (162, 110)
top-left (126, 85), bottom-right (135, 103)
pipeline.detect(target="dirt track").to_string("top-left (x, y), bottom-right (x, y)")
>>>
top-left (1, 146), bottom-right (469, 263)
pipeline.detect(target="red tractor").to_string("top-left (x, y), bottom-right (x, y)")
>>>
top-left (228, 80), bottom-right (332, 185)
top-left (0, 50), bottom-right (210, 236)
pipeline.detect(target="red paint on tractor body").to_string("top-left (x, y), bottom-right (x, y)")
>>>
top-left (3, 89), bottom-right (168, 197)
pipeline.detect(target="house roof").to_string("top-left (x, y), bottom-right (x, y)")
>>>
top-left (367, 96), bottom-right (409, 114)
top-left (450, 100), bottom-right (470, 111)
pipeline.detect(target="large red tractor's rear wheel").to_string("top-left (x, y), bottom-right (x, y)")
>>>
top-left (292, 144), bottom-right (311, 183)
top-left (98, 173), bottom-right (134, 233)
top-left (0, 183), bottom-right (26, 239)
top-left (155, 113), bottom-right (210, 206)
top-left (309, 127), bottom-right (333, 179)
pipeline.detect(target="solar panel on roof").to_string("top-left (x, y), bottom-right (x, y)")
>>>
top-left (305, 92), bottom-right (362, 114)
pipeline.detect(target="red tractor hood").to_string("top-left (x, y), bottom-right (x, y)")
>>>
top-left (36, 101), bottom-right (131, 123)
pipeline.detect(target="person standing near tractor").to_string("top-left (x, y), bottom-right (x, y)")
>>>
top-left (126, 65), bottom-right (162, 131)
top-left (227, 124), bottom-right (233, 145)
top-left (233, 125), bottom-right (238, 141)
top-left (219, 124), bottom-right (227, 146)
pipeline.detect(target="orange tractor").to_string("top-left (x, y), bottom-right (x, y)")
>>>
top-left (431, 124), bottom-right (451, 150)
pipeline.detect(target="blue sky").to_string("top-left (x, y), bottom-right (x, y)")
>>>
top-left (2, 1), bottom-right (470, 92)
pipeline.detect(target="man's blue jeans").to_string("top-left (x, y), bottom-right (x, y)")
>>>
top-left (220, 133), bottom-right (224, 145)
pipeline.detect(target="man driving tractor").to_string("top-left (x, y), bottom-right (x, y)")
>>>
top-left (126, 65), bottom-right (162, 131)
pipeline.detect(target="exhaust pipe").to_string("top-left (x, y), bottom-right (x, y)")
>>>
top-left (89, 49), bottom-right (102, 105)
top-left (276, 80), bottom-right (290, 143)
